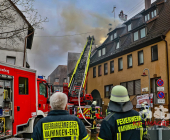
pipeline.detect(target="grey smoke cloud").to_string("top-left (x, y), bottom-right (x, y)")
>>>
top-left (28, 1), bottom-right (120, 78)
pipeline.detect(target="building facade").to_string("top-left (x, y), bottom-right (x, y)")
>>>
top-left (87, 0), bottom-right (170, 118)
top-left (48, 65), bottom-right (67, 92)
top-left (0, 0), bottom-right (34, 67)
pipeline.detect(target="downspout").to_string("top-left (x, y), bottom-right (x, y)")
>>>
top-left (161, 35), bottom-right (170, 112)
top-left (23, 31), bottom-right (34, 67)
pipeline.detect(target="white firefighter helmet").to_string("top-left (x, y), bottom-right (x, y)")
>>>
top-left (92, 101), bottom-right (97, 106)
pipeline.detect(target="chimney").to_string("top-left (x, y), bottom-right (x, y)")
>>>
top-left (145, 0), bottom-right (151, 10)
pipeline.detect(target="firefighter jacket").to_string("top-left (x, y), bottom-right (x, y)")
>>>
top-left (90, 104), bottom-right (96, 119)
top-left (31, 110), bottom-right (90, 140)
top-left (98, 109), bottom-right (147, 140)
top-left (106, 107), bottom-right (112, 116)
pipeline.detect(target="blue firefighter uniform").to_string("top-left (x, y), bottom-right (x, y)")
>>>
top-left (98, 110), bottom-right (147, 140)
top-left (32, 110), bottom-right (90, 140)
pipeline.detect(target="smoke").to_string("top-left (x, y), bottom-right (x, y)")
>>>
top-left (28, 1), bottom-right (120, 77)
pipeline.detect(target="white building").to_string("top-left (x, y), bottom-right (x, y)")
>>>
top-left (0, 0), bottom-right (34, 68)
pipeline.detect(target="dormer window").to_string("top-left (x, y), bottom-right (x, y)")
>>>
top-left (98, 50), bottom-right (101, 57)
top-left (151, 9), bottom-right (157, 18)
top-left (110, 35), bottom-right (113, 41)
top-left (116, 42), bottom-right (120, 49)
top-left (102, 48), bottom-right (106, 55)
top-left (145, 13), bottom-right (150, 22)
top-left (128, 24), bottom-right (131, 31)
top-left (140, 28), bottom-right (146, 38)
top-left (134, 31), bottom-right (139, 41)
top-left (114, 32), bottom-right (117, 39)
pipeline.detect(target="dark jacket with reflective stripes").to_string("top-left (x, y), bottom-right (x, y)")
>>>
top-left (32, 110), bottom-right (89, 140)
top-left (90, 104), bottom-right (96, 119)
top-left (98, 109), bottom-right (146, 140)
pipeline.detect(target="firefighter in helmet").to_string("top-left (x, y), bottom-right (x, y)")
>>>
top-left (90, 101), bottom-right (97, 133)
top-left (106, 103), bottom-right (112, 116)
top-left (98, 85), bottom-right (149, 140)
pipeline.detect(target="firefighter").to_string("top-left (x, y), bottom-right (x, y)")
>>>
top-left (32, 92), bottom-right (90, 140)
top-left (98, 85), bottom-right (149, 140)
top-left (90, 101), bottom-right (97, 134)
top-left (106, 103), bottom-right (111, 116)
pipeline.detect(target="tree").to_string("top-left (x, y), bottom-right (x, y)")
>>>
top-left (0, 0), bottom-right (48, 40)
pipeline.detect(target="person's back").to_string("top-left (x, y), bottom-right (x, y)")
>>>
top-left (98, 85), bottom-right (148, 140)
top-left (99, 109), bottom-right (143, 140)
top-left (32, 92), bottom-right (89, 140)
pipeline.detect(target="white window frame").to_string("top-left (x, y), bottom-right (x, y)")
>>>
top-left (6, 56), bottom-right (16, 65)
top-left (55, 78), bottom-right (59, 82)
top-left (98, 50), bottom-right (101, 57)
top-left (114, 32), bottom-right (117, 38)
top-left (102, 48), bottom-right (106, 55)
top-left (116, 42), bottom-right (120, 49)
top-left (140, 28), bottom-right (146, 38)
top-left (111, 35), bottom-right (113, 41)
top-left (128, 24), bottom-right (131, 31)
top-left (134, 31), bottom-right (139, 41)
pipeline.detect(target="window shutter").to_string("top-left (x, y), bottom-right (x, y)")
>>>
top-left (135, 80), bottom-right (141, 95)
top-left (128, 81), bottom-right (133, 95)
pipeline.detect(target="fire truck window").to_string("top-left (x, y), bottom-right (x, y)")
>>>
top-left (39, 83), bottom-right (47, 97)
top-left (19, 77), bottom-right (28, 95)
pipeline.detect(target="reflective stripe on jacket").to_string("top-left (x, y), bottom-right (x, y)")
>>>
top-left (32, 110), bottom-right (89, 140)
top-left (98, 109), bottom-right (147, 140)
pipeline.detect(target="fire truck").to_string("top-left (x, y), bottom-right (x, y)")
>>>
top-left (63, 36), bottom-right (103, 121)
top-left (0, 61), bottom-right (53, 139)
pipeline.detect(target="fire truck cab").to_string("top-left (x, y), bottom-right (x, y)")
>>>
top-left (0, 61), bottom-right (53, 139)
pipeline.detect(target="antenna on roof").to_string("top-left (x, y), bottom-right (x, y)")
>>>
top-left (112, 6), bottom-right (116, 22)
top-left (119, 10), bottom-right (127, 21)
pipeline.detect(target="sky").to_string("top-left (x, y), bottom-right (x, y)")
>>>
top-left (27, 0), bottom-right (156, 79)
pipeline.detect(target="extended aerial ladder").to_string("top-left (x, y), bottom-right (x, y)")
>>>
top-left (66, 36), bottom-right (94, 105)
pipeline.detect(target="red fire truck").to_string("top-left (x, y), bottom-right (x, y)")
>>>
top-left (0, 61), bottom-right (53, 139)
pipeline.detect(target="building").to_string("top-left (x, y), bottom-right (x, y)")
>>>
top-left (67, 52), bottom-right (81, 82)
top-left (0, 0), bottom-right (34, 67)
top-left (48, 65), bottom-right (67, 92)
top-left (87, 0), bottom-right (170, 118)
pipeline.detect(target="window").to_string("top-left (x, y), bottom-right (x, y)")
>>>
top-left (64, 78), bottom-right (67, 83)
top-left (93, 67), bottom-right (96, 78)
top-left (121, 80), bottom-right (141, 95)
top-left (19, 77), bottom-right (28, 95)
top-left (128, 81), bottom-right (134, 95)
top-left (118, 58), bottom-right (123, 71)
top-left (110, 61), bottom-right (114, 73)
top-left (111, 35), bottom-right (113, 40)
top-left (145, 13), bottom-right (150, 21)
top-left (151, 45), bottom-right (158, 61)
top-left (102, 48), bottom-right (106, 55)
top-left (116, 42), bottom-right (120, 49)
top-left (39, 83), bottom-right (47, 97)
top-left (120, 82), bottom-right (127, 88)
top-left (55, 78), bottom-right (59, 82)
top-left (104, 85), bottom-right (113, 98)
top-left (98, 65), bottom-right (102, 76)
top-left (138, 50), bottom-right (144, 65)
top-left (151, 9), bottom-right (157, 18)
top-left (135, 80), bottom-right (141, 95)
top-left (128, 24), bottom-right (131, 31)
top-left (127, 54), bottom-right (132, 68)
top-left (98, 50), bottom-right (101, 57)
top-left (104, 63), bottom-right (108, 75)
top-left (140, 28), bottom-right (146, 38)
top-left (6, 56), bottom-right (16, 65)
top-left (134, 31), bottom-right (138, 41)
top-left (114, 32), bottom-right (117, 38)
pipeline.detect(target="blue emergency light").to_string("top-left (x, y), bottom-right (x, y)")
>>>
top-left (38, 76), bottom-right (43, 79)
